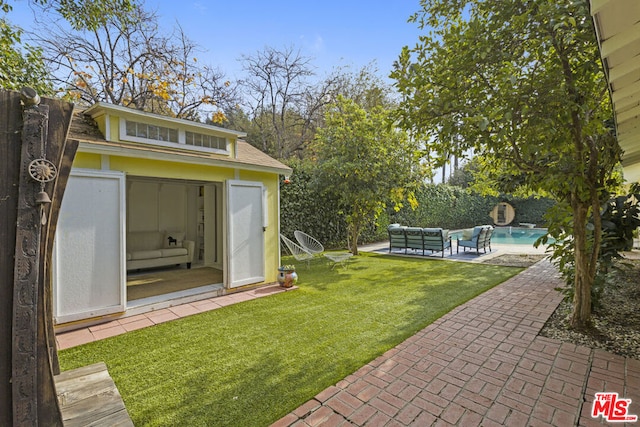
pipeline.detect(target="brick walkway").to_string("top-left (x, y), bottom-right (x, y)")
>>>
top-left (272, 261), bottom-right (640, 427)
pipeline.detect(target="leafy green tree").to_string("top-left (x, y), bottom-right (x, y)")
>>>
top-left (392, 0), bottom-right (622, 328)
top-left (331, 63), bottom-right (396, 111)
top-left (447, 158), bottom-right (479, 188)
top-left (1, 0), bottom-right (133, 30)
top-left (235, 56), bottom-right (396, 161)
top-left (313, 95), bottom-right (425, 255)
top-left (0, 18), bottom-right (51, 93)
top-left (1, 0), bottom-right (133, 94)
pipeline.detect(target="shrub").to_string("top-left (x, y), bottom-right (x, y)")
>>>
top-left (280, 166), bottom-right (556, 249)
top-left (280, 161), bottom-right (357, 248)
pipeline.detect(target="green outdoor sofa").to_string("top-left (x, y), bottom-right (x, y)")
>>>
top-left (456, 225), bottom-right (494, 254)
top-left (387, 224), bottom-right (452, 257)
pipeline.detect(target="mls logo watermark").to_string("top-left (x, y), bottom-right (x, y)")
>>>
top-left (592, 392), bottom-right (638, 422)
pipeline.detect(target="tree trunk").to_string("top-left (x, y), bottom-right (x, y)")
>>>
top-left (350, 232), bottom-right (359, 256)
top-left (350, 223), bottom-right (359, 256)
top-left (570, 201), bottom-right (592, 329)
top-left (349, 216), bottom-right (360, 256)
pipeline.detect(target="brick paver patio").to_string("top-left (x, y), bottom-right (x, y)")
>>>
top-left (272, 261), bottom-right (640, 426)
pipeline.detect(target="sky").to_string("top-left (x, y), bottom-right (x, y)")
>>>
top-left (7, 0), bottom-right (426, 83)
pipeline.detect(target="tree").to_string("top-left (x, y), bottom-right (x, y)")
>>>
top-left (392, 0), bottom-right (622, 328)
top-left (1, 0), bottom-right (134, 30)
top-left (313, 95), bottom-right (424, 255)
top-left (330, 63), bottom-right (396, 110)
top-left (33, 4), bottom-right (232, 121)
top-left (447, 158), bottom-right (477, 189)
top-left (0, 18), bottom-right (52, 93)
top-left (238, 46), bottom-right (338, 159)
top-left (1, 0), bottom-right (133, 93)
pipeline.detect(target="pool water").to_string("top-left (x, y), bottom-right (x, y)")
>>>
top-left (450, 227), bottom-right (550, 245)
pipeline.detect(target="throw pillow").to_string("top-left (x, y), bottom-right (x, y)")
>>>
top-left (462, 228), bottom-right (474, 240)
top-left (164, 231), bottom-right (185, 248)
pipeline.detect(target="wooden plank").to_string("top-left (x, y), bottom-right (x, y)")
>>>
top-left (56, 363), bottom-right (133, 427)
top-left (590, 0), bottom-right (610, 16)
top-left (0, 85), bottom-right (22, 427)
top-left (60, 385), bottom-right (125, 419)
top-left (11, 89), bottom-right (76, 426)
top-left (600, 21), bottom-right (640, 59)
top-left (12, 97), bottom-right (50, 426)
top-left (2, 88), bottom-right (112, 426)
top-left (37, 94), bottom-right (75, 426)
top-left (83, 410), bottom-right (135, 427)
top-left (56, 371), bottom-right (114, 401)
top-left (55, 362), bottom-right (109, 383)
top-left (61, 391), bottom-right (130, 427)
top-left (46, 137), bottom-right (79, 376)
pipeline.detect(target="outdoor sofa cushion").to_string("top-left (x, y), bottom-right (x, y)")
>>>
top-left (388, 225), bottom-right (452, 257)
top-left (422, 228), bottom-right (452, 257)
top-left (405, 227), bottom-right (424, 252)
top-left (388, 225), bottom-right (407, 252)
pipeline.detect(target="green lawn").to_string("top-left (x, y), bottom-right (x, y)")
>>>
top-left (59, 253), bottom-right (522, 426)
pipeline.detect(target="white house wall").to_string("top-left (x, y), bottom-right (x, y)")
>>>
top-left (127, 179), bottom-right (189, 234)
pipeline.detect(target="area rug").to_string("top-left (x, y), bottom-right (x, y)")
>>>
top-left (481, 254), bottom-right (547, 267)
top-left (127, 267), bottom-right (223, 301)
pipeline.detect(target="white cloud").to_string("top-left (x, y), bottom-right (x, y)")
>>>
top-left (192, 2), bottom-right (207, 13)
top-left (312, 35), bottom-right (324, 51)
top-left (299, 34), bottom-right (325, 53)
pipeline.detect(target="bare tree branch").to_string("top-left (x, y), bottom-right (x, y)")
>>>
top-left (32, 4), bottom-right (233, 121)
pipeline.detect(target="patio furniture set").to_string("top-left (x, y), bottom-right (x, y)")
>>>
top-left (387, 224), bottom-right (494, 257)
top-left (280, 224), bottom-right (494, 270)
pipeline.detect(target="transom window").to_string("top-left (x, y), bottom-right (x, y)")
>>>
top-left (125, 120), bottom-right (178, 143)
top-left (120, 118), bottom-right (230, 154)
top-left (185, 131), bottom-right (227, 150)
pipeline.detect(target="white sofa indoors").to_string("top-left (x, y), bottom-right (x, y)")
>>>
top-left (126, 231), bottom-right (194, 271)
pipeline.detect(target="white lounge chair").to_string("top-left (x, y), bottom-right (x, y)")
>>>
top-left (294, 230), bottom-right (324, 255)
top-left (280, 234), bottom-right (314, 266)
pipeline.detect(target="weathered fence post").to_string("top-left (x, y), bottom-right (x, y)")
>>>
top-left (0, 88), bottom-right (76, 426)
top-left (0, 88), bottom-right (23, 427)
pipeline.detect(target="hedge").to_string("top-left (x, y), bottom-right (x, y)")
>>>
top-left (280, 163), bottom-right (555, 250)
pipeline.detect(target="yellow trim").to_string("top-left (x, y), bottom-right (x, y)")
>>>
top-left (73, 152), bottom-right (102, 169)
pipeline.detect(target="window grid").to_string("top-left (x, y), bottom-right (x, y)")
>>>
top-left (185, 131), bottom-right (226, 150)
top-left (125, 120), bottom-right (178, 143)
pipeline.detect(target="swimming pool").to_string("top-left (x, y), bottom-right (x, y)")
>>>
top-left (450, 227), bottom-right (549, 245)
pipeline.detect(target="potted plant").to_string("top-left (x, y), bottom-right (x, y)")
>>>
top-left (277, 265), bottom-right (298, 288)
